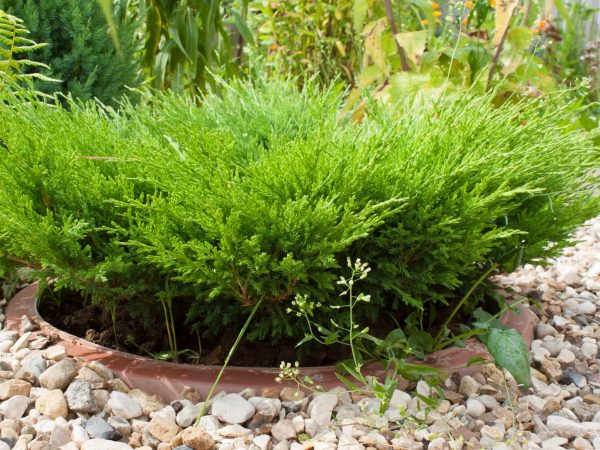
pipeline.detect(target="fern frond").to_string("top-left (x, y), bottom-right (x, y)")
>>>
top-left (0, 9), bottom-right (57, 93)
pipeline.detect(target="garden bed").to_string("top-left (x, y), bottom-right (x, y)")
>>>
top-left (6, 282), bottom-right (536, 402)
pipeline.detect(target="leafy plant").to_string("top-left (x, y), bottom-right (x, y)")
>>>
top-left (286, 258), bottom-right (445, 414)
top-left (0, 79), bottom-right (597, 360)
top-left (0, 0), bottom-right (140, 106)
top-left (249, 0), bottom-right (358, 84)
top-left (101, 0), bottom-right (254, 95)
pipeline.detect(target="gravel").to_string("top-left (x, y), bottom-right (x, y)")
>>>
top-left (0, 216), bottom-right (598, 449)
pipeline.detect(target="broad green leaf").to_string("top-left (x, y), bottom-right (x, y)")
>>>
top-left (357, 65), bottom-right (384, 87)
top-left (467, 356), bottom-right (489, 367)
top-left (335, 373), bottom-right (361, 392)
top-left (385, 328), bottom-right (407, 344)
top-left (506, 27), bottom-right (533, 53)
top-left (353, 0), bottom-right (369, 34)
top-left (231, 9), bottom-right (255, 46)
top-left (485, 327), bottom-right (530, 387)
top-left (363, 19), bottom-right (388, 73)
top-left (394, 31), bottom-right (427, 65)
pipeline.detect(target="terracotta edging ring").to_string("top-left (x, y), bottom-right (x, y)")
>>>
top-left (6, 283), bottom-right (536, 402)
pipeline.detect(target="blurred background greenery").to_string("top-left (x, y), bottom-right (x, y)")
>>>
top-left (2, 0), bottom-right (600, 111)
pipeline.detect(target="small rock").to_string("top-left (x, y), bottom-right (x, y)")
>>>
top-left (108, 391), bottom-right (143, 419)
top-left (182, 426), bottom-right (214, 450)
top-left (458, 376), bottom-right (479, 396)
top-left (543, 397), bottom-right (562, 415)
top-left (0, 395), bottom-right (28, 419)
top-left (291, 415), bottom-right (304, 434)
top-left (480, 425), bottom-right (504, 441)
top-left (178, 386), bottom-right (202, 404)
top-left (0, 379), bottom-right (31, 400)
top-left (546, 415), bottom-right (600, 438)
top-left (338, 435), bottom-right (364, 450)
top-left (77, 367), bottom-right (107, 389)
top-left (211, 394), bottom-right (256, 424)
top-left (466, 398), bottom-right (485, 417)
top-left (536, 323), bottom-right (558, 339)
top-left (81, 439), bottom-right (133, 450)
top-left (271, 419), bottom-right (296, 441)
top-left (561, 368), bottom-right (588, 388)
top-left (9, 333), bottom-right (30, 354)
top-left (147, 414), bottom-right (180, 442)
top-left (65, 378), bottom-right (98, 413)
top-left (279, 387), bottom-right (305, 402)
top-left (108, 417), bottom-right (132, 437)
top-left (85, 416), bottom-right (122, 441)
top-left (578, 301), bottom-right (597, 315)
top-left (252, 434), bottom-right (272, 450)
top-left (218, 424), bottom-right (252, 438)
top-left (72, 425), bottom-right (90, 442)
top-left (176, 403), bottom-right (204, 428)
top-left (427, 437), bottom-right (449, 450)
top-left (307, 393), bottom-right (338, 429)
top-left (43, 345), bottom-right (67, 361)
top-left (573, 437), bottom-right (593, 450)
top-left (49, 425), bottom-right (71, 447)
top-left (36, 388), bottom-right (68, 419)
top-left (39, 358), bottom-right (77, 390)
top-left (557, 348), bottom-right (576, 364)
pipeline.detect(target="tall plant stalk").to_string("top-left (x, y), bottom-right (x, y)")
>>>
top-left (193, 297), bottom-right (264, 426)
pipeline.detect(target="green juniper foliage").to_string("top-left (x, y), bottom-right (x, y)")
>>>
top-left (0, 80), bottom-right (597, 348)
top-left (0, 0), bottom-right (140, 106)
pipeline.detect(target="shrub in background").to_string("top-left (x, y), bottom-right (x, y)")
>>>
top-left (0, 81), bottom-right (597, 351)
top-left (0, 0), bottom-right (140, 105)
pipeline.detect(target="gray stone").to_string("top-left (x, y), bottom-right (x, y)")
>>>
top-left (308, 393), bottom-right (338, 429)
top-left (271, 419), bottom-right (296, 441)
top-left (459, 376), bottom-right (479, 396)
top-left (176, 403), bottom-right (203, 427)
top-left (107, 391), bottom-right (142, 419)
top-left (49, 425), bottom-right (71, 447)
top-left (466, 398), bottom-right (485, 417)
top-left (536, 323), bottom-right (558, 339)
top-left (578, 301), bottom-right (597, 315)
top-left (0, 395), bottom-right (29, 419)
top-left (15, 350), bottom-right (46, 383)
top-left (211, 393), bottom-right (255, 424)
top-left (107, 417), bottom-right (132, 437)
top-left (9, 332), bottom-right (30, 353)
top-left (85, 416), bottom-right (122, 441)
top-left (546, 415), bottom-right (600, 438)
top-left (65, 378), bottom-right (98, 413)
top-left (561, 368), bottom-right (588, 388)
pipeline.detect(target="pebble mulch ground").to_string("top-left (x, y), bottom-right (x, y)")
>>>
top-left (0, 217), bottom-right (598, 450)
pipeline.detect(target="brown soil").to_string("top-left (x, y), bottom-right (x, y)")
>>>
top-left (37, 288), bottom-right (498, 367)
top-left (38, 289), bottom-right (351, 367)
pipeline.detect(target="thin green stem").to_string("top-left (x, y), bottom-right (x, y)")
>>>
top-left (435, 264), bottom-right (498, 344)
top-left (348, 273), bottom-right (359, 369)
top-left (161, 299), bottom-right (176, 363)
top-left (194, 297), bottom-right (264, 426)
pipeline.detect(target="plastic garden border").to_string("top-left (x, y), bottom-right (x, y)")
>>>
top-left (6, 283), bottom-right (536, 402)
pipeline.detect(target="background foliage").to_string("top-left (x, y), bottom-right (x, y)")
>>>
top-left (0, 0), bottom-right (140, 105)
